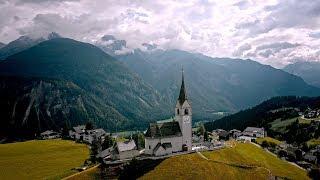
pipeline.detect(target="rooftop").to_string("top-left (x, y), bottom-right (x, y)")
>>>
top-left (244, 127), bottom-right (264, 133)
top-left (145, 121), bottom-right (182, 138)
top-left (116, 140), bottom-right (137, 152)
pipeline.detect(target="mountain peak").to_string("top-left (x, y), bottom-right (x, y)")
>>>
top-left (0, 42), bottom-right (5, 49)
top-left (96, 34), bottom-right (132, 56)
top-left (101, 35), bottom-right (116, 41)
top-left (142, 43), bottom-right (157, 51)
top-left (47, 32), bottom-right (62, 40)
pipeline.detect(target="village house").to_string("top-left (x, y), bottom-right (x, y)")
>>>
top-left (69, 125), bottom-right (107, 144)
top-left (212, 129), bottom-right (229, 140)
top-left (145, 70), bottom-right (192, 156)
top-left (229, 129), bottom-right (241, 139)
top-left (83, 128), bottom-right (107, 144)
top-left (242, 127), bottom-right (265, 138)
top-left (210, 131), bottom-right (219, 141)
top-left (96, 147), bottom-right (113, 160)
top-left (303, 153), bottom-right (318, 164)
top-left (40, 130), bottom-right (60, 139)
top-left (112, 139), bottom-right (139, 160)
top-left (235, 127), bottom-right (265, 142)
top-left (69, 125), bottom-right (86, 140)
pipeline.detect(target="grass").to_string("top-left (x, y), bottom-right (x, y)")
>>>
top-left (64, 165), bottom-right (100, 180)
top-left (270, 116), bottom-right (312, 133)
top-left (0, 139), bottom-right (89, 180)
top-left (306, 138), bottom-right (320, 148)
top-left (256, 137), bottom-right (282, 146)
top-left (140, 143), bottom-right (309, 180)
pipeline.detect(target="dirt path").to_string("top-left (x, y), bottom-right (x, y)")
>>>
top-left (62, 164), bottom-right (100, 180)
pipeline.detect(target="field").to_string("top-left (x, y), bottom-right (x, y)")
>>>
top-left (270, 116), bottom-right (312, 133)
top-left (64, 165), bottom-right (100, 180)
top-left (256, 137), bottom-right (282, 145)
top-left (140, 143), bottom-right (309, 180)
top-left (307, 138), bottom-right (320, 148)
top-left (0, 139), bottom-right (89, 180)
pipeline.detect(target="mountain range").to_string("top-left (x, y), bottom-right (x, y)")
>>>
top-left (283, 61), bottom-right (320, 88)
top-left (95, 35), bottom-right (320, 121)
top-left (0, 38), bottom-right (169, 140)
top-left (0, 34), bottom-right (319, 140)
top-left (0, 42), bottom-right (5, 49)
top-left (0, 32), bottom-right (61, 60)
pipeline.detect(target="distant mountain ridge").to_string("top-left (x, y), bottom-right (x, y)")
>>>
top-left (112, 49), bottom-right (320, 121)
top-left (0, 42), bottom-right (5, 49)
top-left (0, 32), bottom-right (61, 60)
top-left (94, 35), bottom-right (320, 121)
top-left (283, 61), bottom-right (320, 88)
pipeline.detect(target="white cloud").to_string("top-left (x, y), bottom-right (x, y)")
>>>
top-left (0, 0), bottom-right (319, 68)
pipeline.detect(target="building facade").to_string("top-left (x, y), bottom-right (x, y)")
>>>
top-left (145, 70), bottom-right (192, 156)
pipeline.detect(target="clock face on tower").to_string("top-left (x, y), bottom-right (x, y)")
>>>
top-left (183, 116), bottom-right (190, 123)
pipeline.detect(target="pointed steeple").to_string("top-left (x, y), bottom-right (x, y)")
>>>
top-left (178, 67), bottom-right (187, 105)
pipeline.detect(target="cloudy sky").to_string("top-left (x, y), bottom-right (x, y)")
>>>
top-left (0, 0), bottom-right (319, 68)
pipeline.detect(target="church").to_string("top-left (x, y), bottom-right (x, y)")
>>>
top-left (145, 70), bottom-right (192, 156)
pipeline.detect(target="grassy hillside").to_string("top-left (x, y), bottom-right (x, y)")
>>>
top-left (0, 139), bottom-right (89, 180)
top-left (140, 143), bottom-right (308, 180)
top-left (256, 137), bottom-right (282, 146)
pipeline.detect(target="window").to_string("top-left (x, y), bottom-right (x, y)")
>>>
top-left (149, 145), bottom-right (151, 149)
top-left (177, 109), bottom-right (180, 115)
top-left (185, 109), bottom-right (189, 115)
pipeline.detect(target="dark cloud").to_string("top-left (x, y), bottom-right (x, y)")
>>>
top-left (13, 16), bottom-right (20, 21)
top-left (253, 42), bottom-right (301, 59)
top-left (256, 42), bottom-right (300, 53)
top-left (233, 43), bottom-right (251, 56)
top-left (258, 49), bottom-right (273, 58)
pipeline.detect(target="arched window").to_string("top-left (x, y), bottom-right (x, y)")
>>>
top-left (177, 109), bottom-right (180, 115)
top-left (185, 109), bottom-right (189, 115)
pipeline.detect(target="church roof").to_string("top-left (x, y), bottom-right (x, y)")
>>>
top-left (145, 121), bottom-right (182, 138)
top-left (178, 69), bottom-right (187, 105)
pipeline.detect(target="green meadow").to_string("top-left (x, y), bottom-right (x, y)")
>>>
top-left (141, 142), bottom-right (309, 180)
top-left (0, 139), bottom-right (89, 180)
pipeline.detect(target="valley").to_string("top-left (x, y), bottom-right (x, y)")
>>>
top-left (1, 1), bottom-right (320, 179)
top-left (1, 36), bottom-right (319, 141)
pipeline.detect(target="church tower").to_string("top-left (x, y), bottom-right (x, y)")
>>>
top-left (175, 69), bottom-right (192, 151)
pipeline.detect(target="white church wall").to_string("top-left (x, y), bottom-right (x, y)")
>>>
top-left (145, 138), bottom-right (160, 155)
top-left (145, 136), bottom-right (183, 155)
top-left (161, 136), bottom-right (183, 152)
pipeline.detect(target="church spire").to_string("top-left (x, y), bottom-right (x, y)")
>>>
top-left (178, 67), bottom-right (187, 105)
